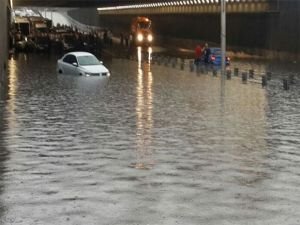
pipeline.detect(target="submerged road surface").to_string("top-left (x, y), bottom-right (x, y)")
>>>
top-left (0, 50), bottom-right (300, 225)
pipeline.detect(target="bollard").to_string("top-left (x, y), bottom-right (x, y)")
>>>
top-left (266, 71), bottom-right (272, 81)
top-left (234, 67), bottom-right (239, 76)
top-left (172, 59), bottom-right (176, 68)
top-left (262, 75), bottom-right (267, 87)
top-left (213, 69), bottom-right (218, 76)
top-left (180, 59), bottom-right (185, 70)
top-left (249, 69), bottom-right (254, 79)
top-left (190, 61), bottom-right (195, 72)
top-left (242, 72), bottom-right (248, 83)
top-left (283, 79), bottom-right (289, 90)
top-left (226, 70), bottom-right (232, 80)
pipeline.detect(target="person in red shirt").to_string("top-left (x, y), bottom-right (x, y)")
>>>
top-left (195, 44), bottom-right (202, 65)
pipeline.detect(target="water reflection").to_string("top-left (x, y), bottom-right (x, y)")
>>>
top-left (8, 58), bottom-right (18, 99)
top-left (57, 75), bottom-right (110, 93)
top-left (132, 47), bottom-right (154, 169)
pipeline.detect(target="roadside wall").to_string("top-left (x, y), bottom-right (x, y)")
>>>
top-left (0, 0), bottom-right (9, 97)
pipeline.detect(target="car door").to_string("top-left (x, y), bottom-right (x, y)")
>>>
top-left (61, 54), bottom-right (78, 74)
top-left (61, 54), bottom-right (74, 74)
top-left (68, 55), bottom-right (79, 75)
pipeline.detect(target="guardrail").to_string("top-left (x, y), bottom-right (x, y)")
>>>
top-left (119, 52), bottom-right (298, 91)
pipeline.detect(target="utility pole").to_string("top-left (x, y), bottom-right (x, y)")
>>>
top-left (221, 0), bottom-right (226, 78)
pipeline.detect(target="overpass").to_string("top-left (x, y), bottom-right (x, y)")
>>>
top-left (13, 0), bottom-right (281, 13)
top-left (97, 0), bottom-right (280, 15)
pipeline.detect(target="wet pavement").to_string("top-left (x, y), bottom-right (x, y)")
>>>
top-left (0, 48), bottom-right (300, 225)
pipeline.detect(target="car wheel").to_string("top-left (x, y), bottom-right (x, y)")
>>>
top-left (58, 69), bottom-right (63, 74)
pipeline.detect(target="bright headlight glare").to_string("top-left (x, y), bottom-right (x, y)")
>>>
top-left (137, 33), bottom-right (143, 42)
top-left (147, 34), bottom-right (153, 42)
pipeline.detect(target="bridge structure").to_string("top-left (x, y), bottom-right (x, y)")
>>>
top-left (97, 0), bottom-right (280, 15)
top-left (13, 0), bottom-right (280, 12)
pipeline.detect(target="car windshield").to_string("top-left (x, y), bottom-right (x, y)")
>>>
top-left (138, 21), bottom-right (151, 29)
top-left (77, 55), bottom-right (101, 66)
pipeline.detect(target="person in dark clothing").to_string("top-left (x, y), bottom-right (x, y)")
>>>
top-left (120, 33), bottom-right (124, 46)
top-left (103, 30), bottom-right (108, 44)
top-left (124, 34), bottom-right (129, 47)
top-left (203, 43), bottom-right (211, 64)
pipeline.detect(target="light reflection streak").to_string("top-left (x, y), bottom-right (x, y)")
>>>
top-left (8, 58), bottom-right (17, 100)
top-left (133, 47), bottom-right (154, 169)
top-left (7, 58), bottom-right (18, 129)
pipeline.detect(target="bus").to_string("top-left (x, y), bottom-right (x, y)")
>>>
top-left (131, 17), bottom-right (153, 46)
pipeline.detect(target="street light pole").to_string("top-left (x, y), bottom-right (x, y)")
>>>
top-left (221, 0), bottom-right (226, 78)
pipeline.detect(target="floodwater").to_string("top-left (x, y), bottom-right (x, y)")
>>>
top-left (0, 48), bottom-right (299, 225)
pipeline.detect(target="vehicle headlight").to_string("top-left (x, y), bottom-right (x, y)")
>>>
top-left (137, 33), bottom-right (143, 42)
top-left (147, 34), bottom-right (153, 42)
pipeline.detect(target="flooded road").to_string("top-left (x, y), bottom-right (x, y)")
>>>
top-left (0, 49), bottom-right (300, 225)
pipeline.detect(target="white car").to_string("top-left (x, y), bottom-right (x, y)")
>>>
top-left (57, 52), bottom-right (110, 76)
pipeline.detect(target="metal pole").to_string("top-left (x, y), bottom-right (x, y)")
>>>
top-left (10, 0), bottom-right (14, 10)
top-left (221, 0), bottom-right (226, 78)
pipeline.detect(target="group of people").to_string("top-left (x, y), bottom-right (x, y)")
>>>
top-left (194, 43), bottom-right (211, 65)
top-left (9, 25), bottom-right (115, 56)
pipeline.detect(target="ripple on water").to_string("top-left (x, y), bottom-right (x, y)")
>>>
top-left (0, 54), bottom-right (299, 225)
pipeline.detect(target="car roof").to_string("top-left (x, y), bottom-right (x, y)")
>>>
top-left (66, 52), bottom-right (94, 57)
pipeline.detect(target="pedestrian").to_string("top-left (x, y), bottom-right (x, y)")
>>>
top-left (120, 33), bottom-right (124, 46)
top-left (203, 43), bottom-right (211, 64)
top-left (124, 34), bottom-right (129, 47)
top-left (194, 43), bottom-right (202, 65)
